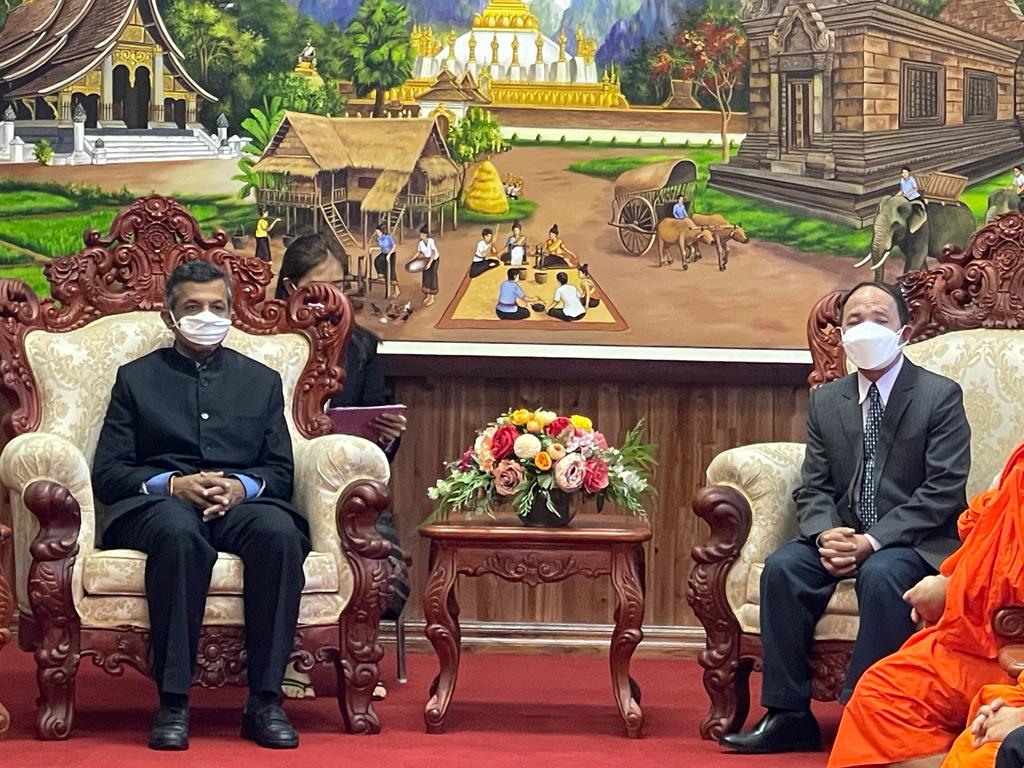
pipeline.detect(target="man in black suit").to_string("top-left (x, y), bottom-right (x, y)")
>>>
top-left (92, 260), bottom-right (310, 751)
top-left (721, 281), bottom-right (971, 754)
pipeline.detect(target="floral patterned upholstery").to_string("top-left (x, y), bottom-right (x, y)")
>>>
top-left (713, 328), bottom-right (1024, 641)
top-left (0, 311), bottom-right (391, 627)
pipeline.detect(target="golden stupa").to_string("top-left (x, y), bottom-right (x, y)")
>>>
top-left (388, 0), bottom-right (627, 110)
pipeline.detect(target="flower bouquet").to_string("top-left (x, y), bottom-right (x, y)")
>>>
top-left (427, 409), bottom-right (655, 526)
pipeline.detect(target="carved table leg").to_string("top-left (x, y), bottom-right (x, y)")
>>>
top-left (0, 525), bottom-right (12, 739)
top-left (423, 542), bottom-right (460, 734)
top-left (610, 543), bottom-right (645, 738)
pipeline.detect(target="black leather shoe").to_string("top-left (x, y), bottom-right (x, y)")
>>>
top-left (242, 702), bottom-right (299, 749)
top-left (148, 707), bottom-right (189, 750)
top-left (719, 710), bottom-right (821, 753)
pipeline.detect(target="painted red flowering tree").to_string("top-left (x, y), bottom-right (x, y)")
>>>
top-left (651, 19), bottom-right (748, 161)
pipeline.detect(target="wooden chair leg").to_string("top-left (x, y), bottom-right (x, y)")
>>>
top-left (700, 652), bottom-right (753, 739)
top-left (395, 611), bottom-right (407, 684)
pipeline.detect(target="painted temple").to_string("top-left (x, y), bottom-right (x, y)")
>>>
top-left (0, 0), bottom-right (229, 163)
top-left (387, 0), bottom-right (628, 109)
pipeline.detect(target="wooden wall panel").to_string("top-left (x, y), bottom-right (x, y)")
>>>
top-left (388, 376), bottom-right (809, 631)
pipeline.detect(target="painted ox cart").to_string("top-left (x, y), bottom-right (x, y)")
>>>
top-left (608, 159), bottom-right (699, 256)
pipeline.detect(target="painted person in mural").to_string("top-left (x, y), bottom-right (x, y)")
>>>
top-left (505, 220), bottom-right (528, 266)
top-left (274, 233), bottom-right (410, 703)
top-left (673, 194), bottom-right (689, 220)
top-left (413, 224), bottom-right (440, 307)
top-left (546, 272), bottom-right (587, 322)
top-left (900, 166), bottom-right (924, 207)
top-left (373, 223), bottom-right (399, 296)
top-left (540, 224), bottom-right (579, 270)
top-left (495, 268), bottom-right (540, 320)
top-left (1013, 166), bottom-right (1024, 211)
top-left (254, 207), bottom-right (280, 263)
top-left (578, 263), bottom-right (601, 309)
top-left (470, 227), bottom-right (502, 278)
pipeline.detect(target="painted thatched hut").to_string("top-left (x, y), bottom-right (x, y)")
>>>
top-left (252, 111), bottom-right (461, 249)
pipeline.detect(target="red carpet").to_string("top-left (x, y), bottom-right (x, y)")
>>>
top-left (0, 649), bottom-right (842, 767)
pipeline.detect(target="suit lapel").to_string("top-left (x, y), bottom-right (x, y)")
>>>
top-left (839, 374), bottom-right (863, 448)
top-left (873, 359), bottom-right (918, 484)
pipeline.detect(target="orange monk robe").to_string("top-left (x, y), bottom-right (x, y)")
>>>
top-left (941, 683), bottom-right (1024, 768)
top-left (828, 443), bottom-right (1024, 768)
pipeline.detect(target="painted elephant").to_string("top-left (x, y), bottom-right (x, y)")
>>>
top-left (986, 187), bottom-right (1021, 221)
top-left (864, 195), bottom-right (975, 281)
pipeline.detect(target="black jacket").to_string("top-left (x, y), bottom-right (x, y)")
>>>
top-left (92, 346), bottom-right (298, 538)
top-left (793, 359), bottom-right (971, 569)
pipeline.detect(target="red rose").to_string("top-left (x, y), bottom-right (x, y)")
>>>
top-left (490, 424), bottom-right (518, 460)
top-left (583, 458), bottom-right (610, 493)
top-left (546, 416), bottom-right (573, 439)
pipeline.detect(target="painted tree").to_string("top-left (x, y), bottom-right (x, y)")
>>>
top-left (338, 0), bottom-right (416, 118)
top-left (446, 108), bottom-right (510, 201)
top-left (233, 96), bottom-right (286, 199)
top-left (165, 0), bottom-right (263, 83)
top-left (673, 19), bottom-right (747, 161)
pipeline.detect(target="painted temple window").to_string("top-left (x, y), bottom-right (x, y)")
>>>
top-left (900, 61), bottom-right (945, 128)
top-left (964, 69), bottom-right (997, 122)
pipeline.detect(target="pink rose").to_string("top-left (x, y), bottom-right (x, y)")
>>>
top-left (593, 431), bottom-right (608, 450)
top-left (583, 458), bottom-right (610, 493)
top-left (553, 454), bottom-right (586, 492)
top-left (492, 459), bottom-right (525, 496)
top-left (490, 424), bottom-right (519, 460)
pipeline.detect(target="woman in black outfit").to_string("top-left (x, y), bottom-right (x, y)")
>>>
top-left (275, 233), bottom-right (410, 700)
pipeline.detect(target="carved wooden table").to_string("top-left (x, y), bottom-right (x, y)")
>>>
top-left (0, 524), bottom-right (13, 739)
top-left (419, 513), bottom-right (651, 738)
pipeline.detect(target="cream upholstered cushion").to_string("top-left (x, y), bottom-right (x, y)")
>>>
top-left (716, 328), bottom-right (1024, 642)
top-left (1, 311), bottom-right (390, 624)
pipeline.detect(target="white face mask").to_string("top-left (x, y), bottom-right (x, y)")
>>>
top-left (171, 310), bottom-right (232, 347)
top-left (841, 321), bottom-right (907, 371)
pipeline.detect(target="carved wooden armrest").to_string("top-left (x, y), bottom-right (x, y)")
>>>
top-left (335, 479), bottom-right (394, 735)
top-left (995, 607), bottom-right (1024, 678)
top-left (0, 524), bottom-right (9, 738)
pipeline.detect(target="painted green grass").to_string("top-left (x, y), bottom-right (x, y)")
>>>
top-left (510, 134), bottom-right (737, 151)
top-left (0, 211), bottom-right (118, 258)
top-left (458, 198), bottom-right (539, 224)
top-left (0, 244), bottom-right (33, 265)
top-left (0, 190), bottom-right (77, 216)
top-left (0, 265), bottom-right (48, 296)
top-left (961, 174), bottom-right (1010, 222)
top-left (567, 149), bottom-right (731, 180)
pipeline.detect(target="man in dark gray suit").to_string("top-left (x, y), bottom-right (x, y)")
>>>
top-left (721, 281), bottom-right (971, 754)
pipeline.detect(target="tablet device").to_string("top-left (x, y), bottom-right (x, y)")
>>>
top-left (326, 404), bottom-right (407, 441)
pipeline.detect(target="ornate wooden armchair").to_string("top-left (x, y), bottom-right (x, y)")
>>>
top-left (0, 523), bottom-right (11, 739)
top-left (688, 212), bottom-right (1024, 739)
top-left (0, 196), bottom-right (395, 739)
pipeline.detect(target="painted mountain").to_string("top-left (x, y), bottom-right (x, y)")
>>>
top-left (597, 0), bottom-right (693, 67)
top-left (294, 0), bottom-right (490, 27)
top-left (558, 0), bottom-right (642, 54)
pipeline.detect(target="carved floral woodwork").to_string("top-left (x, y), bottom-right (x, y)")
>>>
top-left (0, 195), bottom-right (395, 739)
top-left (419, 517), bottom-right (651, 738)
top-left (0, 524), bottom-right (12, 739)
top-left (692, 213), bottom-right (1024, 740)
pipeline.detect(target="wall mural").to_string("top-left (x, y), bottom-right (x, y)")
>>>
top-left (0, 0), bottom-right (1020, 354)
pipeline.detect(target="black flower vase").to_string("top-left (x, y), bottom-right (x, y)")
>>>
top-left (520, 490), bottom-right (575, 527)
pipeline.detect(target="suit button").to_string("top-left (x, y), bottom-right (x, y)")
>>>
top-left (203, 444), bottom-right (211, 452)
top-left (200, 412), bottom-right (210, 420)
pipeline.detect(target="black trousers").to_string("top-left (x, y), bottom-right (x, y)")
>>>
top-left (998, 727), bottom-right (1024, 768)
top-left (496, 306), bottom-right (530, 320)
top-left (760, 539), bottom-right (932, 709)
top-left (469, 259), bottom-right (500, 278)
top-left (104, 498), bottom-right (310, 697)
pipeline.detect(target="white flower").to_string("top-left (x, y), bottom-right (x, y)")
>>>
top-left (513, 433), bottom-right (542, 460)
top-left (427, 486), bottom-right (440, 501)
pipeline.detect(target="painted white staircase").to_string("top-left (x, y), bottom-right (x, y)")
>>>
top-left (84, 131), bottom-right (221, 163)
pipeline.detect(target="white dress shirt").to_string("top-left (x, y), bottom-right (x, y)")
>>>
top-left (856, 355), bottom-right (904, 550)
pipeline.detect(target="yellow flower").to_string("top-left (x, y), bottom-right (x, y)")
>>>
top-left (534, 409), bottom-right (557, 427)
top-left (526, 419), bottom-right (543, 433)
top-left (534, 451), bottom-right (552, 471)
top-left (511, 408), bottom-right (533, 426)
top-left (570, 414), bottom-right (593, 432)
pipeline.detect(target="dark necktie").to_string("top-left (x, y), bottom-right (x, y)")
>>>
top-left (860, 383), bottom-right (884, 528)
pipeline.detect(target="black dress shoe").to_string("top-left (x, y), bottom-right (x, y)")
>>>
top-left (148, 707), bottom-right (189, 751)
top-left (719, 710), bottom-right (821, 754)
top-left (242, 702), bottom-right (299, 749)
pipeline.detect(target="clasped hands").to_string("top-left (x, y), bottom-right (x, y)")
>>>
top-left (970, 698), bottom-right (1024, 749)
top-left (817, 527), bottom-right (874, 577)
top-left (170, 471), bottom-right (245, 522)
